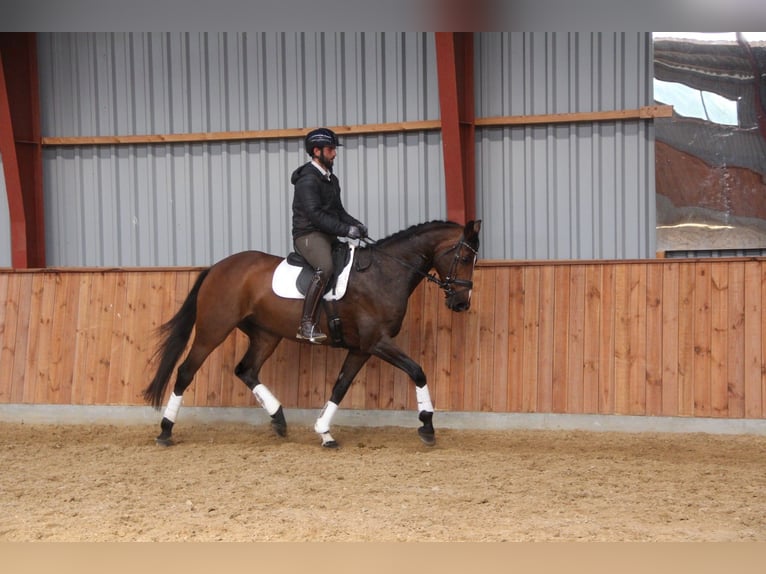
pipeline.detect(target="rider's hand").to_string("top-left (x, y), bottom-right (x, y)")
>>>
top-left (347, 226), bottom-right (362, 240)
top-left (358, 224), bottom-right (368, 238)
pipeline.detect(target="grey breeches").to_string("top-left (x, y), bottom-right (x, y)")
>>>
top-left (294, 232), bottom-right (335, 277)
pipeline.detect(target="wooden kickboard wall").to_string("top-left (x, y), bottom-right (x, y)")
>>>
top-left (1, 259), bottom-right (765, 418)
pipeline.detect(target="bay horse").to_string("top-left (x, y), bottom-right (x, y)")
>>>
top-left (143, 219), bottom-right (481, 448)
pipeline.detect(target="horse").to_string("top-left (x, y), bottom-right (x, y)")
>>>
top-left (142, 219), bottom-right (481, 448)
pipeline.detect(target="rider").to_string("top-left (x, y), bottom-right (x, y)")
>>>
top-left (291, 127), bottom-right (367, 343)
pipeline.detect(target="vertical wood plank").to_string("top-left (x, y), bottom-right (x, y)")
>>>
top-left (117, 273), bottom-right (145, 406)
top-left (506, 267), bottom-right (524, 412)
top-left (744, 261), bottom-right (762, 417)
top-left (106, 273), bottom-right (129, 404)
top-left (309, 342), bottom-right (329, 409)
top-left (80, 273), bottom-right (106, 405)
top-left (693, 262), bottom-right (712, 417)
top-left (629, 264), bottom-right (647, 415)
top-left (536, 266), bottom-right (555, 413)
top-left (645, 263), bottom-right (664, 416)
top-left (0, 274), bottom-right (20, 402)
top-left (476, 267), bottom-right (496, 411)
top-left (661, 262), bottom-right (679, 416)
top-left (296, 343), bottom-right (314, 409)
top-left (521, 267), bottom-right (540, 412)
top-left (726, 262), bottom-right (745, 418)
top-left (552, 266), bottom-right (570, 413)
top-left (491, 268), bottom-right (510, 412)
top-left (613, 264), bottom-right (630, 414)
top-left (567, 265), bottom-right (586, 414)
top-left (710, 262), bottom-right (729, 417)
top-left (92, 273), bottom-right (119, 406)
top-left (47, 274), bottom-right (81, 405)
top-left (761, 261), bottom-right (766, 418)
top-left (598, 264), bottom-right (616, 414)
top-left (21, 274), bottom-right (45, 403)
top-left (70, 274), bottom-right (94, 405)
top-left (582, 264), bottom-right (601, 413)
top-left (677, 263), bottom-right (696, 416)
top-left (32, 273), bottom-right (60, 404)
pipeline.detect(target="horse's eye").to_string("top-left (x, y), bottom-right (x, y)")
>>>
top-left (461, 255), bottom-right (473, 264)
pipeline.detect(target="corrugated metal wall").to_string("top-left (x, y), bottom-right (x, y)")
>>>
top-left (35, 32), bottom-right (658, 266)
top-left (474, 32), bottom-right (656, 259)
top-left (38, 32), bottom-right (443, 266)
top-left (0, 153), bottom-right (10, 267)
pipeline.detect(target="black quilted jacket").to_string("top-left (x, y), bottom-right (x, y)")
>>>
top-left (290, 162), bottom-right (363, 240)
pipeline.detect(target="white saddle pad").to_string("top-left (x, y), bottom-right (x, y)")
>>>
top-left (271, 244), bottom-right (356, 300)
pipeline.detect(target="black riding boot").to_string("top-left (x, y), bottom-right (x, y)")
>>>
top-left (296, 271), bottom-right (328, 343)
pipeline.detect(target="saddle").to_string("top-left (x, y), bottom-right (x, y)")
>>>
top-left (272, 241), bottom-right (355, 300)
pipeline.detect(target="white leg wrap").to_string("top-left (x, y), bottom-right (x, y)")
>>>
top-left (314, 401), bottom-right (338, 434)
top-left (416, 385), bottom-right (434, 413)
top-left (252, 384), bottom-right (281, 416)
top-left (164, 392), bottom-right (183, 423)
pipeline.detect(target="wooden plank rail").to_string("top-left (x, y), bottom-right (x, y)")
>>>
top-left (1, 258), bottom-right (765, 418)
top-left (40, 106), bottom-right (672, 147)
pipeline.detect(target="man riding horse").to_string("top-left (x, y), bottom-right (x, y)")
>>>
top-left (291, 128), bottom-right (368, 344)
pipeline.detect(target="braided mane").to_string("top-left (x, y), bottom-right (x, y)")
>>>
top-left (373, 220), bottom-right (461, 248)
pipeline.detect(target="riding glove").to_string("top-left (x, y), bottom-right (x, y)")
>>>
top-left (347, 226), bottom-right (362, 239)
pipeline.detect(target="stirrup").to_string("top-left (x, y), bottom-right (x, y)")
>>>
top-left (296, 324), bottom-right (327, 343)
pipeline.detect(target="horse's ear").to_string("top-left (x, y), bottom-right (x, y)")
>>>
top-left (464, 219), bottom-right (482, 238)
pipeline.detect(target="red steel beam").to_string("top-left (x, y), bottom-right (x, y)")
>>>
top-left (435, 32), bottom-right (475, 224)
top-left (0, 33), bottom-right (44, 268)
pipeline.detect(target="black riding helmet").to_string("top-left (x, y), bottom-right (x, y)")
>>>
top-left (304, 128), bottom-right (343, 156)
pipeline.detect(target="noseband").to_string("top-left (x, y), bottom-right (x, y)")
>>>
top-left (428, 237), bottom-right (477, 298)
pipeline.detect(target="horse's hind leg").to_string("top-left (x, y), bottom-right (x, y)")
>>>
top-left (234, 324), bottom-right (285, 437)
top-left (156, 343), bottom-right (216, 446)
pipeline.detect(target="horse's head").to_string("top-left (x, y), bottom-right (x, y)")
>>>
top-left (433, 220), bottom-right (481, 312)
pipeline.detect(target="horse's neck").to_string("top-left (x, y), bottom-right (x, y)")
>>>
top-left (377, 232), bottom-right (440, 286)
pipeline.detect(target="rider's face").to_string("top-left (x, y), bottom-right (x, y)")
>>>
top-left (316, 146), bottom-right (337, 170)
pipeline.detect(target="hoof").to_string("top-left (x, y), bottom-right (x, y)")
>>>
top-left (318, 432), bottom-right (339, 449)
top-left (270, 406), bottom-right (288, 437)
top-left (418, 427), bottom-right (436, 446)
top-left (155, 436), bottom-right (174, 447)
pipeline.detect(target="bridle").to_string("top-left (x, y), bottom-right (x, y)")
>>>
top-left (363, 234), bottom-right (478, 299)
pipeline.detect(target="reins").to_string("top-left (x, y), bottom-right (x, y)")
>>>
top-left (360, 234), bottom-right (477, 297)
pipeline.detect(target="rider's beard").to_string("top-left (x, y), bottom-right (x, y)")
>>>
top-left (317, 149), bottom-right (335, 172)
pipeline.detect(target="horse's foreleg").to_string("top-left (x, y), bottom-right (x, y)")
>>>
top-left (314, 351), bottom-right (370, 448)
top-left (372, 338), bottom-right (435, 446)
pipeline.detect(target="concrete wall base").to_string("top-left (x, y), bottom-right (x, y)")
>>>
top-left (2, 404), bottom-right (766, 435)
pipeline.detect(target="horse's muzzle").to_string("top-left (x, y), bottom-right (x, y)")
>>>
top-left (446, 289), bottom-right (472, 312)
top-left (449, 299), bottom-right (471, 312)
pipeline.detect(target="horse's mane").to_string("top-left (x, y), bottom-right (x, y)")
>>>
top-left (373, 220), bottom-right (461, 248)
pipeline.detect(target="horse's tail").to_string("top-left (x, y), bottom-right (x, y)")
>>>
top-left (142, 268), bottom-right (211, 409)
